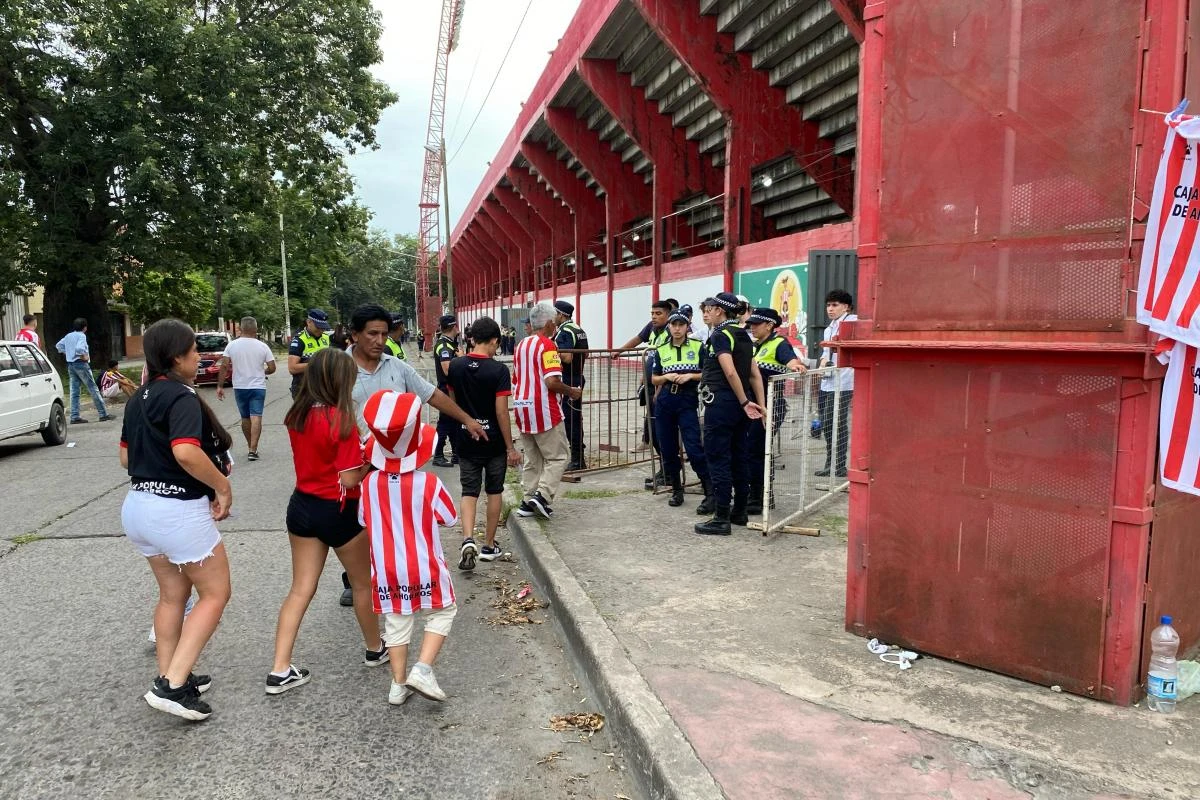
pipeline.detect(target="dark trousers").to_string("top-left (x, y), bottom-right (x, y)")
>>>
top-left (654, 390), bottom-right (708, 482)
top-left (703, 393), bottom-right (749, 510)
top-left (561, 378), bottom-right (585, 463)
top-left (436, 414), bottom-right (459, 457)
top-left (818, 390), bottom-right (853, 473)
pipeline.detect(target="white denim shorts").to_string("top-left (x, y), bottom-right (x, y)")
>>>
top-left (121, 490), bottom-right (221, 565)
top-left (382, 605), bottom-right (458, 647)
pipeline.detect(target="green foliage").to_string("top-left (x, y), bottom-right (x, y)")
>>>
top-left (331, 230), bottom-right (419, 323)
top-left (222, 278), bottom-right (285, 332)
top-left (0, 0), bottom-right (397, 361)
top-left (122, 270), bottom-right (214, 327)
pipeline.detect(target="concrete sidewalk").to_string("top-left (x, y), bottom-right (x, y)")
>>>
top-left (505, 466), bottom-right (1199, 800)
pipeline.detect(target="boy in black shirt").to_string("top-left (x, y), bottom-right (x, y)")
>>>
top-left (445, 317), bottom-right (521, 570)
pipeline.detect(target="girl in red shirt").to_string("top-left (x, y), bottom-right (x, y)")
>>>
top-left (267, 348), bottom-right (383, 694)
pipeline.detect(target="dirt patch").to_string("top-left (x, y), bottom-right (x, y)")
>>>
top-left (483, 578), bottom-right (548, 626)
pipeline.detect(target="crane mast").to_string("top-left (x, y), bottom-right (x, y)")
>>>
top-left (416, 0), bottom-right (464, 342)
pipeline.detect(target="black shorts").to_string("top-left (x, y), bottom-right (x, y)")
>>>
top-left (286, 490), bottom-right (363, 549)
top-left (459, 453), bottom-right (506, 497)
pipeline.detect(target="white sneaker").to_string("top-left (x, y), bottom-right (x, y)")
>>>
top-left (149, 595), bottom-right (198, 643)
top-left (388, 681), bottom-right (412, 706)
top-left (406, 665), bottom-right (446, 701)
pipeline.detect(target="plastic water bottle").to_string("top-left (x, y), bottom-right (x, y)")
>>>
top-left (1147, 615), bottom-right (1180, 713)
top-left (810, 417), bottom-right (822, 438)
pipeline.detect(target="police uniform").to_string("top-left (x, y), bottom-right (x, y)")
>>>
top-left (652, 315), bottom-right (712, 511)
top-left (553, 300), bottom-right (589, 470)
top-left (746, 308), bottom-right (799, 515)
top-left (694, 293), bottom-right (759, 535)
top-left (288, 311), bottom-right (332, 397)
top-left (432, 316), bottom-right (460, 463)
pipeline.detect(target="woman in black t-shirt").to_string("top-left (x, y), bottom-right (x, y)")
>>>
top-left (120, 318), bottom-right (234, 722)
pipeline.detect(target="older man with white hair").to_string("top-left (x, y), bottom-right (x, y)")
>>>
top-left (512, 301), bottom-right (583, 520)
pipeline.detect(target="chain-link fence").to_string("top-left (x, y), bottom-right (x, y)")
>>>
top-left (756, 368), bottom-right (850, 536)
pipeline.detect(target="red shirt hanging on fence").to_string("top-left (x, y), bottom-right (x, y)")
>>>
top-left (1155, 337), bottom-right (1200, 497)
top-left (1138, 114), bottom-right (1200, 348)
top-left (512, 333), bottom-right (563, 434)
top-left (360, 469), bottom-right (459, 614)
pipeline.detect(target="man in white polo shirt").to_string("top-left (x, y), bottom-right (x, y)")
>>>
top-left (216, 316), bottom-right (276, 461)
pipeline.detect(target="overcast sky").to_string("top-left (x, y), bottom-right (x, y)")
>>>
top-left (346, 0), bottom-right (582, 239)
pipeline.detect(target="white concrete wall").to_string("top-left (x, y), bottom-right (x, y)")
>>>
top-left (661, 275), bottom-right (723, 340)
top-left (578, 291), bottom-right (608, 350)
top-left (611, 284), bottom-right (653, 349)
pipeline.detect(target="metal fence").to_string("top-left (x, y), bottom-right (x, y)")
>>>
top-left (755, 368), bottom-right (850, 536)
top-left (560, 348), bottom-right (654, 475)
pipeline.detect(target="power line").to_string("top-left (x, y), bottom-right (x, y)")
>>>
top-left (448, 0), bottom-right (536, 164)
top-left (446, 46), bottom-right (484, 146)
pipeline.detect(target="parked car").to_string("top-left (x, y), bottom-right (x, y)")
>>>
top-left (0, 340), bottom-right (67, 446)
top-left (193, 331), bottom-right (230, 386)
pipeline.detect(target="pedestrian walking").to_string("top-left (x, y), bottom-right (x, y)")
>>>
top-left (287, 309), bottom-right (332, 398)
top-left (553, 300), bottom-right (589, 471)
top-left (119, 318), bottom-right (233, 721)
top-left (513, 301), bottom-right (582, 520)
top-left (15, 314), bottom-right (40, 349)
top-left (431, 315), bottom-right (462, 467)
top-left (650, 310), bottom-right (713, 512)
top-left (694, 293), bottom-right (765, 536)
top-left (267, 348), bottom-right (384, 695)
top-left (55, 317), bottom-right (113, 424)
top-left (816, 290), bottom-right (856, 478)
top-left (216, 317), bottom-right (276, 461)
top-left (746, 308), bottom-right (805, 515)
top-left (360, 391), bottom-right (460, 705)
top-left (416, 328), bottom-right (426, 358)
top-left (444, 317), bottom-right (521, 571)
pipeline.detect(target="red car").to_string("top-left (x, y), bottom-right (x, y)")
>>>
top-left (193, 332), bottom-right (230, 386)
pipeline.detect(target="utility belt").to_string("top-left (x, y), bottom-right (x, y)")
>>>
top-left (698, 384), bottom-right (739, 406)
top-left (665, 381), bottom-right (698, 397)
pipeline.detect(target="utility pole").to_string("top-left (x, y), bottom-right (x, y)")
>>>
top-left (280, 212), bottom-right (292, 340)
top-left (441, 137), bottom-right (454, 313)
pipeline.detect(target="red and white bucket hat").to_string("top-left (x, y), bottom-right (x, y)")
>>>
top-left (362, 390), bottom-right (438, 474)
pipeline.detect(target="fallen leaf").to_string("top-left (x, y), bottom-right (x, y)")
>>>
top-left (549, 712), bottom-right (606, 733)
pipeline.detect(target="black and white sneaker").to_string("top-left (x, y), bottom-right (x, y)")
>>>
top-left (144, 676), bottom-right (212, 721)
top-left (458, 538), bottom-right (479, 571)
top-left (364, 639), bottom-right (391, 667)
top-left (514, 501), bottom-right (536, 518)
top-left (528, 492), bottom-right (554, 520)
top-left (247, 451), bottom-right (259, 462)
top-left (265, 665), bottom-right (311, 695)
top-left (478, 542), bottom-right (504, 561)
top-left (189, 673), bottom-right (212, 694)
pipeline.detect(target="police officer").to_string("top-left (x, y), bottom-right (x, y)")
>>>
top-left (385, 315), bottom-right (408, 361)
top-left (431, 314), bottom-right (461, 467)
top-left (287, 308), bottom-right (332, 398)
top-left (553, 300), bottom-right (590, 471)
top-left (694, 293), bottom-right (766, 536)
top-left (650, 310), bottom-right (713, 513)
top-left (746, 308), bottom-right (805, 516)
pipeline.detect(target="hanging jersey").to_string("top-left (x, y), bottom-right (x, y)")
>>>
top-left (1138, 115), bottom-right (1200, 348)
top-left (360, 469), bottom-right (459, 614)
top-left (1156, 337), bottom-right (1200, 497)
top-left (512, 333), bottom-right (563, 434)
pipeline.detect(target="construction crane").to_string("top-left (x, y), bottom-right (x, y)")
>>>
top-left (416, 0), bottom-right (464, 343)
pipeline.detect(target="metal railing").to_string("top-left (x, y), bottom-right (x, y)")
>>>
top-left (557, 348), bottom-right (654, 475)
top-left (756, 369), bottom-right (850, 536)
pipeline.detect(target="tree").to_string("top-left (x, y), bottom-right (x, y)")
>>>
top-left (122, 270), bottom-right (215, 328)
top-left (330, 229), bottom-right (419, 324)
top-left (0, 0), bottom-right (396, 365)
top-left (222, 279), bottom-right (284, 333)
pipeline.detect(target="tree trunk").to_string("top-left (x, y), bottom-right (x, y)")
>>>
top-left (43, 280), bottom-right (112, 373)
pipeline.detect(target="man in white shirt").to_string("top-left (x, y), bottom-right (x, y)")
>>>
top-left (816, 290), bottom-right (856, 478)
top-left (216, 317), bottom-right (276, 461)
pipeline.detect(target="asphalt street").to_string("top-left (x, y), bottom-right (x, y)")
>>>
top-left (0, 378), bottom-right (635, 800)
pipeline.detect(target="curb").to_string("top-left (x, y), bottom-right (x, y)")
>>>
top-left (506, 512), bottom-right (726, 800)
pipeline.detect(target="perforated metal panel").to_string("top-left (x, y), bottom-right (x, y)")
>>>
top-left (874, 0), bottom-right (1141, 331)
top-left (861, 358), bottom-right (1120, 693)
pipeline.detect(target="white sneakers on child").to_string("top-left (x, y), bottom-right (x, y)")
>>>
top-left (405, 664), bottom-right (445, 701)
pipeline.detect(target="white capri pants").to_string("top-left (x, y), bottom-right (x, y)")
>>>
top-left (382, 604), bottom-right (458, 647)
top-left (121, 490), bottom-right (221, 565)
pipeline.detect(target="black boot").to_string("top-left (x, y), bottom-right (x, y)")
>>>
top-left (730, 497), bottom-right (749, 526)
top-left (644, 468), bottom-right (667, 491)
top-left (694, 506), bottom-right (731, 536)
top-left (668, 473), bottom-right (684, 507)
top-left (696, 477), bottom-right (715, 516)
top-left (746, 482), bottom-right (764, 515)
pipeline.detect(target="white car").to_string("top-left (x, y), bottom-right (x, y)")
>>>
top-left (0, 340), bottom-right (67, 446)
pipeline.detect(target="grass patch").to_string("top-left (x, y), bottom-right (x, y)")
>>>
top-left (814, 514), bottom-right (849, 539)
top-left (11, 533), bottom-right (43, 546)
top-left (561, 489), bottom-right (639, 500)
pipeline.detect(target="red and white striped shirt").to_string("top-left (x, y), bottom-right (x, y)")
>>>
top-left (360, 469), bottom-right (459, 615)
top-left (1138, 115), bottom-right (1200, 348)
top-left (1155, 337), bottom-right (1200, 497)
top-left (14, 328), bottom-right (38, 347)
top-left (512, 333), bottom-right (563, 434)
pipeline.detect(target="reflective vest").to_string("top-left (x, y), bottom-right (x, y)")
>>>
top-left (754, 334), bottom-right (789, 376)
top-left (656, 337), bottom-right (703, 374)
top-left (296, 330), bottom-right (329, 358)
top-left (386, 338), bottom-right (406, 360)
top-left (647, 326), bottom-right (670, 348)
